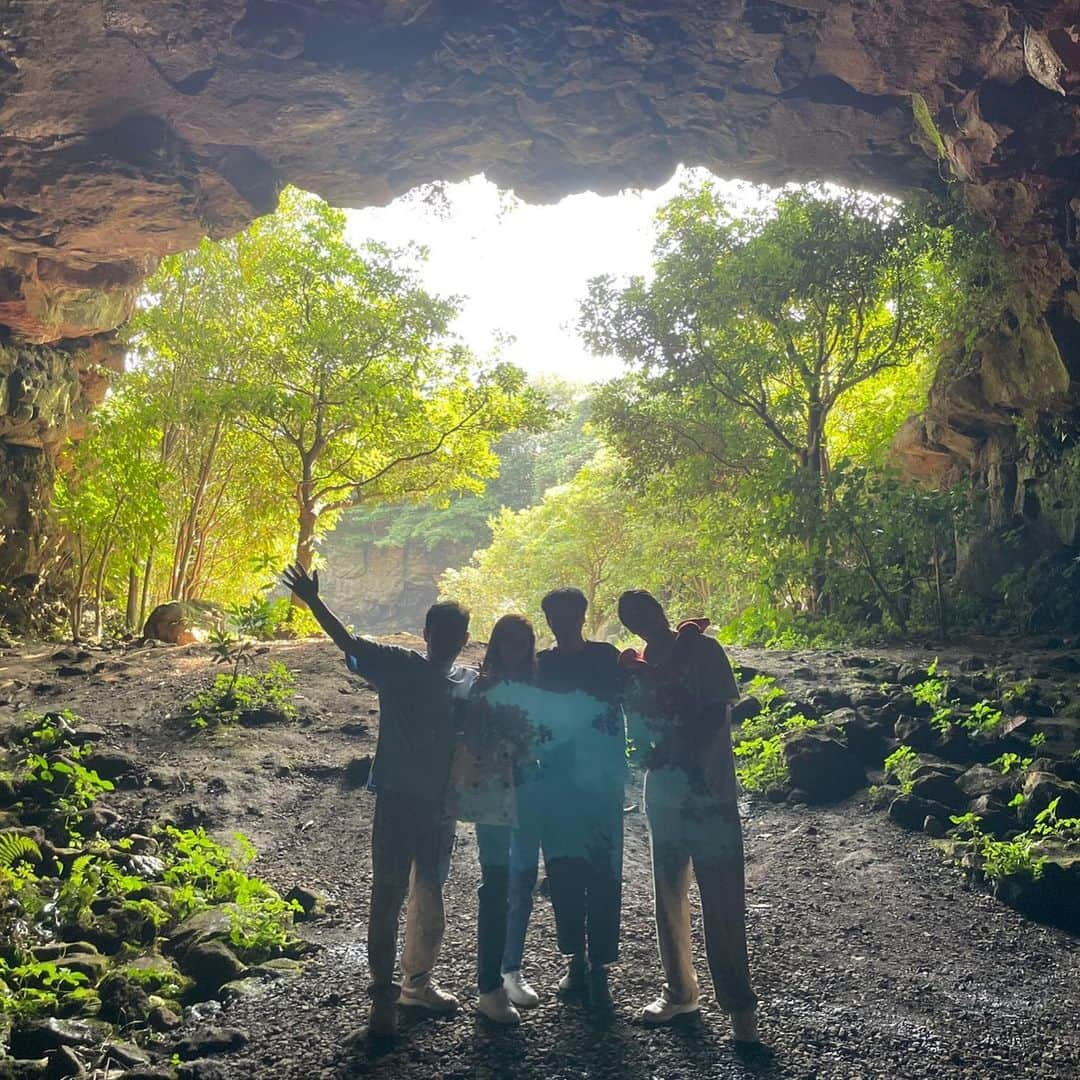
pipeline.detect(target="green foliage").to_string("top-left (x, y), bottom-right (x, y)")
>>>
top-left (1030, 732), bottom-right (1047, 750)
top-left (949, 797), bottom-right (1080, 885)
top-left (227, 595), bottom-right (322, 640)
top-left (884, 744), bottom-right (920, 794)
top-left (183, 661), bottom-right (296, 730)
top-left (993, 752), bottom-right (1032, 775)
top-left (910, 93), bottom-right (949, 162)
top-left (0, 831), bottom-right (41, 869)
top-left (731, 676), bottom-right (817, 792)
top-left (0, 957), bottom-right (90, 1021)
top-left (160, 827), bottom-right (302, 961)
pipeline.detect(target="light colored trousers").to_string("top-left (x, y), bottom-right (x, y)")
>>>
top-left (644, 768), bottom-right (757, 1013)
top-left (367, 790), bottom-right (456, 998)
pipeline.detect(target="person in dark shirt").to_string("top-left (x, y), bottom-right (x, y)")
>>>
top-left (617, 589), bottom-right (758, 1042)
top-left (282, 563), bottom-right (475, 1040)
top-left (534, 587), bottom-right (626, 1011)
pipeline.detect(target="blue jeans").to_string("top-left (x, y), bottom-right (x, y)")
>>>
top-left (502, 776), bottom-right (543, 974)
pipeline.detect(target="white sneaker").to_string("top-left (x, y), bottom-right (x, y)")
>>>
top-left (477, 987), bottom-right (521, 1025)
top-left (640, 986), bottom-right (700, 1026)
top-left (399, 981), bottom-right (459, 1013)
top-left (731, 1008), bottom-right (760, 1043)
top-left (503, 970), bottom-right (540, 1009)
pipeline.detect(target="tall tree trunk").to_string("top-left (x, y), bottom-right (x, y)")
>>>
top-left (803, 398), bottom-right (827, 615)
top-left (125, 564), bottom-right (139, 633)
top-left (93, 539), bottom-right (113, 639)
top-left (292, 462), bottom-right (319, 606)
top-left (139, 553), bottom-right (153, 632)
top-left (172, 416), bottom-right (224, 600)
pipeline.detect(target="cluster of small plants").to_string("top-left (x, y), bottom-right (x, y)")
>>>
top-left (732, 675), bottom-right (817, 791)
top-left (182, 635), bottom-right (297, 730)
top-left (0, 709), bottom-right (303, 1042)
top-left (913, 659), bottom-right (1003, 738)
top-left (226, 594), bottom-right (322, 641)
top-left (948, 797), bottom-right (1080, 883)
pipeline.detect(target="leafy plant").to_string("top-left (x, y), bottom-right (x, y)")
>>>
top-left (884, 745), bottom-right (920, 794)
top-left (0, 958), bottom-right (91, 1020)
top-left (732, 677), bottom-right (817, 791)
top-left (1030, 732), bottom-right (1047, 750)
top-left (183, 652), bottom-right (295, 730)
top-left (992, 752), bottom-right (1031, 776)
top-left (965, 699), bottom-right (1003, 735)
top-left (160, 827), bottom-right (301, 962)
top-left (0, 831), bottom-right (42, 869)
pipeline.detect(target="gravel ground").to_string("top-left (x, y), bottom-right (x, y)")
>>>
top-left (1, 637), bottom-right (1077, 1079)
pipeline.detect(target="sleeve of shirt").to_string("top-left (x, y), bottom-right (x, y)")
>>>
top-left (696, 638), bottom-right (740, 709)
top-left (344, 637), bottom-right (410, 688)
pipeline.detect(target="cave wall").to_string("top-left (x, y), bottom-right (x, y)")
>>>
top-left (3, 1), bottom-right (1080, 597)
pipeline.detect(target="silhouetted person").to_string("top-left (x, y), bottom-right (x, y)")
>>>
top-left (448, 614), bottom-right (540, 1024)
top-left (618, 589), bottom-right (758, 1040)
top-left (535, 587), bottom-right (626, 1011)
top-left (282, 563), bottom-right (474, 1040)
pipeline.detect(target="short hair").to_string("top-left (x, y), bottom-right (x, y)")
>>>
top-left (425, 600), bottom-right (470, 637)
top-left (541, 587), bottom-right (588, 617)
top-left (617, 589), bottom-right (665, 623)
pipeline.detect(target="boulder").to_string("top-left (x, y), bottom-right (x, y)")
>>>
top-left (141, 602), bottom-right (223, 645)
top-left (8, 1018), bottom-right (110, 1059)
top-left (893, 715), bottom-right (936, 752)
top-left (909, 771), bottom-right (967, 809)
top-left (825, 709), bottom-right (887, 764)
top-left (782, 729), bottom-right (865, 804)
top-left (966, 794), bottom-right (1015, 836)
top-left (992, 857), bottom-right (1080, 931)
top-left (957, 764), bottom-right (1015, 801)
top-left (888, 793), bottom-right (953, 832)
top-left (166, 907), bottom-right (233, 958)
top-left (174, 1028), bottom-right (248, 1062)
top-left (179, 940), bottom-right (245, 995)
top-left (284, 885), bottom-right (326, 920)
top-left (1018, 772), bottom-right (1080, 828)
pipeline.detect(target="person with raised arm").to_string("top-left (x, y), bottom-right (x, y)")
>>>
top-left (281, 563), bottom-right (475, 1041)
top-left (617, 589), bottom-right (759, 1042)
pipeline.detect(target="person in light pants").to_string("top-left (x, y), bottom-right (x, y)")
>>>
top-left (617, 589), bottom-right (759, 1041)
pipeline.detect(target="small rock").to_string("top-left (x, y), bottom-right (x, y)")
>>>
top-left (897, 664), bottom-right (929, 686)
top-left (219, 976), bottom-right (268, 1002)
top-left (893, 715), bottom-right (936, 751)
top-left (957, 765), bottom-right (1014, 800)
top-left (52, 952), bottom-right (108, 984)
top-left (44, 1046), bottom-right (85, 1079)
top-left (180, 940), bottom-right (245, 994)
top-left (1019, 772), bottom-right (1080, 827)
top-left (923, 815), bottom-right (947, 838)
top-left (888, 793), bottom-right (953, 832)
top-left (82, 750), bottom-right (139, 786)
top-left (285, 885), bottom-right (326, 919)
top-left (174, 1027), bottom-right (248, 1061)
top-left (100, 1043), bottom-right (149, 1069)
top-left (147, 1005), bottom-right (183, 1032)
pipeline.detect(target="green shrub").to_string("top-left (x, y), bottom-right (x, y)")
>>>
top-left (183, 661), bottom-right (296, 729)
top-left (732, 675), bottom-right (817, 791)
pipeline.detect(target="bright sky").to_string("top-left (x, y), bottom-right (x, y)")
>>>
top-left (344, 167), bottom-right (763, 382)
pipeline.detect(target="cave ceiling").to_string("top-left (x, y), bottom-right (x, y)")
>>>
top-left (2, 0), bottom-right (1080, 473)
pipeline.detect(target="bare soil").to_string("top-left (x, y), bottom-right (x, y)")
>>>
top-left (1, 637), bottom-right (1077, 1079)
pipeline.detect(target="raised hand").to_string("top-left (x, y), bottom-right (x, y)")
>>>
top-left (281, 562), bottom-right (319, 606)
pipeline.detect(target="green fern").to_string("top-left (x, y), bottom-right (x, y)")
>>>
top-left (0, 831), bottom-right (42, 868)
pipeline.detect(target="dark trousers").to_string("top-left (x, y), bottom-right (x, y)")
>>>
top-left (545, 785), bottom-right (624, 968)
top-left (475, 823), bottom-right (512, 994)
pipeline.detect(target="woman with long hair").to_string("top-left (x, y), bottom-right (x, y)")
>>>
top-left (448, 614), bottom-right (540, 1024)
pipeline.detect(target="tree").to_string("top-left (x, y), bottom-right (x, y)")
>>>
top-left (580, 182), bottom-right (947, 610)
top-left (126, 187), bottom-right (546, 614)
top-left (194, 188), bottom-right (543, 587)
top-left (54, 381), bottom-right (168, 639)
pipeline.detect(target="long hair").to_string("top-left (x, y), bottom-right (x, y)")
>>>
top-left (479, 614), bottom-right (536, 684)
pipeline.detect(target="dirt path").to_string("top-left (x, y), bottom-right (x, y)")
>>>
top-left (1, 638), bottom-right (1077, 1079)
